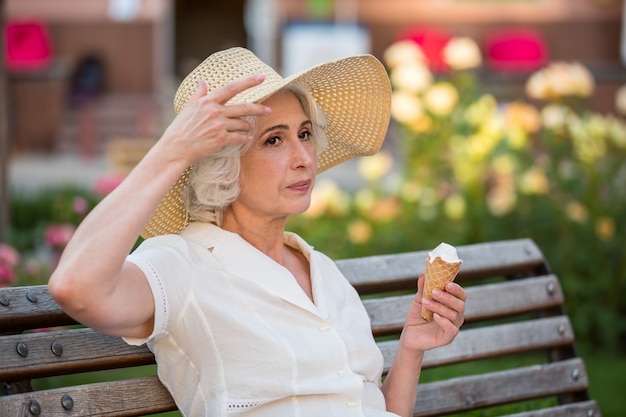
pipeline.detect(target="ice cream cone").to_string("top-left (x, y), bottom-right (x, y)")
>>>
top-left (421, 245), bottom-right (462, 321)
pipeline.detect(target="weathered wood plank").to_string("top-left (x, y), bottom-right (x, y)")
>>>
top-left (378, 316), bottom-right (575, 371)
top-left (365, 275), bottom-right (564, 335)
top-left (338, 238), bottom-right (547, 293)
top-left (0, 376), bottom-right (176, 417)
top-left (503, 400), bottom-right (601, 417)
top-left (0, 286), bottom-right (73, 333)
top-left (413, 358), bottom-right (589, 416)
top-left (0, 328), bottom-right (154, 382)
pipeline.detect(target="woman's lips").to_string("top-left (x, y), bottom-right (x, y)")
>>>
top-left (288, 179), bottom-right (311, 192)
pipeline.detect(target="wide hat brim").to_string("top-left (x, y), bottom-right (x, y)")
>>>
top-left (142, 47), bottom-right (391, 238)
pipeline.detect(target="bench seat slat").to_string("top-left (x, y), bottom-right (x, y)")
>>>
top-left (413, 358), bottom-right (589, 417)
top-left (502, 400), bottom-right (601, 417)
top-left (365, 275), bottom-right (564, 335)
top-left (378, 316), bottom-right (575, 371)
top-left (0, 376), bottom-right (176, 417)
top-left (0, 328), bottom-right (154, 381)
top-left (338, 238), bottom-right (547, 293)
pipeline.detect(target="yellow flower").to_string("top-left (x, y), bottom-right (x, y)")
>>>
top-left (570, 116), bottom-right (607, 164)
top-left (304, 179), bottom-right (349, 218)
top-left (504, 101), bottom-right (541, 134)
top-left (506, 128), bottom-right (528, 150)
top-left (400, 181), bottom-right (421, 202)
top-left (607, 115), bottom-right (626, 148)
top-left (519, 167), bottom-right (549, 195)
top-left (487, 184), bottom-right (517, 217)
top-left (383, 40), bottom-right (425, 69)
top-left (357, 151), bottom-right (394, 182)
top-left (594, 217), bottom-right (615, 241)
top-left (347, 220), bottom-right (373, 244)
top-left (466, 133), bottom-right (494, 162)
top-left (443, 36), bottom-right (482, 70)
top-left (369, 197), bottom-right (401, 222)
top-left (444, 193), bottom-right (467, 220)
top-left (615, 84), bottom-right (626, 116)
top-left (354, 189), bottom-right (377, 213)
top-left (464, 94), bottom-right (497, 127)
top-left (492, 154), bottom-right (517, 175)
top-left (390, 61), bottom-right (433, 93)
top-left (407, 114), bottom-right (434, 133)
top-left (423, 82), bottom-right (459, 117)
top-left (391, 91), bottom-right (424, 124)
top-left (565, 201), bottom-right (588, 224)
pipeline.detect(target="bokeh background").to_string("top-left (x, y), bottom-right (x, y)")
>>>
top-left (1, 0), bottom-right (625, 415)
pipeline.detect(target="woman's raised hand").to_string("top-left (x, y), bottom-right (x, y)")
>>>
top-left (157, 75), bottom-right (271, 166)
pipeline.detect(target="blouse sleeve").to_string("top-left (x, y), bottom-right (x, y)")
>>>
top-left (123, 234), bottom-right (196, 346)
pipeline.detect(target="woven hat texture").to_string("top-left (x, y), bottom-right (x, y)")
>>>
top-left (142, 47), bottom-right (391, 238)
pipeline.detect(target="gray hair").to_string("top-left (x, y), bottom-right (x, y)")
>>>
top-left (185, 83), bottom-right (328, 226)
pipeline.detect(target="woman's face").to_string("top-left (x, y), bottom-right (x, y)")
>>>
top-left (234, 90), bottom-right (317, 222)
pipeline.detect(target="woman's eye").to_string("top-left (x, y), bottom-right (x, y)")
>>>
top-left (265, 136), bottom-right (280, 146)
top-left (299, 131), bottom-right (312, 141)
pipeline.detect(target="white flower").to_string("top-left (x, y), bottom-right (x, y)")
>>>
top-left (391, 91), bottom-right (424, 124)
top-left (525, 62), bottom-right (595, 100)
top-left (541, 104), bottom-right (569, 131)
top-left (423, 82), bottom-right (459, 116)
top-left (383, 40), bottom-right (425, 69)
top-left (390, 61), bottom-right (433, 93)
top-left (443, 36), bottom-right (482, 70)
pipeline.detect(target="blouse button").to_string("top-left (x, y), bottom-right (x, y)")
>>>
top-left (318, 324), bottom-right (333, 332)
top-left (345, 401), bottom-right (359, 407)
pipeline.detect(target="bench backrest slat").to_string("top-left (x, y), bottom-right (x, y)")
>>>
top-left (0, 286), bottom-right (73, 334)
top-left (503, 401), bottom-right (601, 417)
top-left (0, 328), bottom-right (154, 382)
top-left (365, 274), bottom-right (564, 336)
top-left (413, 358), bottom-right (589, 416)
top-left (338, 238), bottom-right (548, 293)
top-left (378, 316), bottom-right (574, 371)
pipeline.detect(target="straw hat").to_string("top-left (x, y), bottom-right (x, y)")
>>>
top-left (142, 47), bottom-right (391, 238)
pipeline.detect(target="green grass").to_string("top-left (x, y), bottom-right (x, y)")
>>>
top-left (579, 346), bottom-right (626, 417)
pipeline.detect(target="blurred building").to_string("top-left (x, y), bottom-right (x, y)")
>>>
top-left (4, 0), bottom-right (624, 155)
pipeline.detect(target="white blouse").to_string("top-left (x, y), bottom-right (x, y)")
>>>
top-left (125, 222), bottom-right (399, 417)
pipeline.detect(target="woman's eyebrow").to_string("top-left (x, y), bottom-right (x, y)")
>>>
top-left (259, 120), bottom-right (312, 136)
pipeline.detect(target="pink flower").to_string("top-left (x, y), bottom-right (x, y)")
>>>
top-left (73, 196), bottom-right (89, 215)
top-left (0, 243), bottom-right (20, 267)
top-left (94, 174), bottom-right (125, 196)
top-left (45, 224), bottom-right (76, 249)
top-left (0, 263), bottom-right (15, 286)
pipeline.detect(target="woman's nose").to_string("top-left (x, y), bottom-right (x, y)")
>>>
top-left (290, 140), bottom-right (315, 169)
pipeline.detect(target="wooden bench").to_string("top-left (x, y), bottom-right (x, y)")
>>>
top-left (0, 238), bottom-right (602, 416)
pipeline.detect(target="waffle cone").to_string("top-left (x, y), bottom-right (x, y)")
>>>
top-left (421, 254), bottom-right (462, 321)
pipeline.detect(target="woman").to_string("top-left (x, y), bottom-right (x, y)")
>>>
top-left (49, 47), bottom-right (466, 417)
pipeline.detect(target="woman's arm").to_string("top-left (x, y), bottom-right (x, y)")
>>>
top-left (381, 276), bottom-right (466, 417)
top-left (48, 75), bottom-right (270, 338)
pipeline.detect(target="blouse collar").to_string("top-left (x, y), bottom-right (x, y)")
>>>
top-left (181, 222), bottom-right (321, 317)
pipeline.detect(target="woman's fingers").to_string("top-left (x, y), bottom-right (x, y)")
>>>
top-left (423, 283), bottom-right (466, 327)
top-left (184, 78), bottom-right (209, 109)
top-left (209, 74), bottom-right (266, 104)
